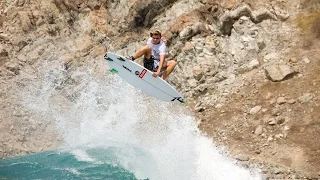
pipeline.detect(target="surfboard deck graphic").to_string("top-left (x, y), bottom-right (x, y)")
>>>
top-left (104, 52), bottom-right (184, 103)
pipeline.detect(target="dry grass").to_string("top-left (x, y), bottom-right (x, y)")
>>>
top-left (296, 12), bottom-right (320, 37)
top-left (295, 12), bottom-right (320, 49)
top-left (300, 0), bottom-right (320, 11)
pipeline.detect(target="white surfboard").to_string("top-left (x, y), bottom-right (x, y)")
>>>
top-left (104, 52), bottom-right (184, 103)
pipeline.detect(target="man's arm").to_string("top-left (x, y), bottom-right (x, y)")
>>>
top-left (157, 54), bottom-right (165, 72)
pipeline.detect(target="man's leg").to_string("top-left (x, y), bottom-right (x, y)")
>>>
top-left (161, 60), bottom-right (177, 80)
top-left (132, 45), bottom-right (152, 59)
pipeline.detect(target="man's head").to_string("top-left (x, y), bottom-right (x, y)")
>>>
top-left (150, 30), bottom-right (161, 44)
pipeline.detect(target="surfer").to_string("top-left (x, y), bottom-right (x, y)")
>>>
top-left (127, 30), bottom-right (177, 80)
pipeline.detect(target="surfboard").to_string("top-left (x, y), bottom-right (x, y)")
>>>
top-left (104, 52), bottom-right (184, 103)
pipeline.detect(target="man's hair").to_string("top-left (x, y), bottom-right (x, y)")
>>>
top-left (150, 30), bottom-right (161, 37)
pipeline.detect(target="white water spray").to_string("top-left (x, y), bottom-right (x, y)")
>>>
top-left (21, 60), bottom-right (261, 180)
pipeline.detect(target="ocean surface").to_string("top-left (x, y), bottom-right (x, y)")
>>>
top-left (0, 61), bottom-right (261, 180)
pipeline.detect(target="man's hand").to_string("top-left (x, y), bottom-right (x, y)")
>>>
top-left (152, 71), bottom-right (160, 77)
top-left (161, 37), bottom-right (167, 43)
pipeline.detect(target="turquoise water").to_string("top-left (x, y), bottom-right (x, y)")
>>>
top-left (0, 148), bottom-right (140, 179)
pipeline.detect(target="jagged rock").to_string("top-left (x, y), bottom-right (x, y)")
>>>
top-left (276, 117), bottom-right (286, 125)
top-left (16, 0), bottom-right (26, 7)
top-left (263, 53), bottom-right (280, 62)
top-left (192, 65), bottom-right (204, 81)
top-left (17, 54), bottom-right (27, 63)
top-left (257, 39), bottom-right (266, 50)
top-left (17, 41), bottom-right (28, 52)
top-left (268, 118), bottom-right (277, 125)
top-left (125, 0), bottom-right (176, 28)
top-left (19, 12), bottom-right (33, 32)
top-left (0, 14), bottom-right (5, 27)
top-left (219, 4), bottom-right (277, 35)
top-left (187, 79), bottom-right (198, 88)
top-left (0, 33), bottom-right (9, 41)
top-left (5, 61), bottom-right (20, 75)
top-left (265, 65), bottom-right (294, 82)
top-left (238, 59), bottom-right (260, 74)
top-left (0, 49), bottom-right (8, 58)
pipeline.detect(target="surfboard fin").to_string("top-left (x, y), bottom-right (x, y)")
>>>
top-left (109, 68), bottom-right (118, 73)
top-left (171, 97), bottom-right (184, 103)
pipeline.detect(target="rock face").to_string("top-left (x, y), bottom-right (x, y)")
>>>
top-left (0, 0), bottom-right (319, 179)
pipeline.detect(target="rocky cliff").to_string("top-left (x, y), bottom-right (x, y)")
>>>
top-left (0, 0), bottom-right (319, 179)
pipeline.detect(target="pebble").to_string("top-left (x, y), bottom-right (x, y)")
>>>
top-left (277, 97), bottom-right (286, 105)
top-left (289, 57), bottom-right (298, 63)
top-left (215, 104), bottom-right (223, 109)
top-left (268, 118), bottom-right (277, 125)
top-left (287, 99), bottom-right (296, 104)
top-left (276, 117), bottom-right (286, 124)
top-left (254, 125), bottom-right (263, 135)
top-left (250, 106), bottom-right (262, 115)
top-left (303, 57), bottom-right (310, 64)
top-left (298, 93), bottom-right (313, 103)
top-left (236, 154), bottom-right (250, 161)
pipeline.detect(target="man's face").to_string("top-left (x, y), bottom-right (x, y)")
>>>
top-left (151, 34), bottom-right (161, 44)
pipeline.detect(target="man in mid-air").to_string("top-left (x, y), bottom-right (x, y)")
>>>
top-left (127, 30), bottom-right (177, 80)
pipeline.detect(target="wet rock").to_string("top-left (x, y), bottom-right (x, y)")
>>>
top-left (265, 65), bottom-right (294, 82)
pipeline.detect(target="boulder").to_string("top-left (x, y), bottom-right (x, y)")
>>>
top-left (265, 65), bottom-right (294, 82)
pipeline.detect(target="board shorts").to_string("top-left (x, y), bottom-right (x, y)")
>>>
top-left (143, 56), bottom-right (167, 73)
